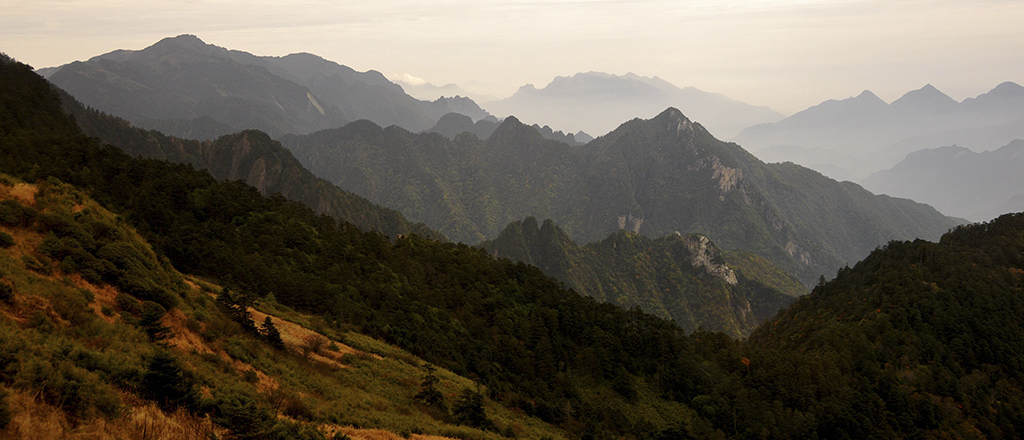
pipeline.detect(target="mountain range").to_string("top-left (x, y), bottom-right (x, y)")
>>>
top-left (36, 36), bottom-right (964, 290)
top-left (47, 62), bottom-right (802, 335)
top-left (483, 72), bottom-right (785, 139)
top-left (281, 108), bottom-right (959, 286)
top-left (42, 35), bottom-right (490, 140)
top-left (861, 140), bottom-right (1024, 221)
top-left (59, 89), bottom-right (439, 240)
top-left (735, 83), bottom-right (1024, 180)
top-left (426, 112), bottom-right (592, 146)
top-left (4, 45), bottom-right (1024, 440)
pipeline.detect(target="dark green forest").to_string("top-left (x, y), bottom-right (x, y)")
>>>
top-left (2, 53), bottom-right (1023, 439)
top-left (482, 217), bottom-right (800, 337)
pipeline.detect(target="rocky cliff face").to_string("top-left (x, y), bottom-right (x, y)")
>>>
top-left (681, 233), bottom-right (738, 285)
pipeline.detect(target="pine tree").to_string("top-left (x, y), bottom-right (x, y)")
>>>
top-left (141, 350), bottom-right (199, 410)
top-left (217, 287), bottom-right (256, 331)
top-left (139, 300), bottom-right (172, 342)
top-left (261, 316), bottom-right (286, 350)
top-left (453, 387), bottom-right (493, 430)
top-left (413, 364), bottom-right (446, 412)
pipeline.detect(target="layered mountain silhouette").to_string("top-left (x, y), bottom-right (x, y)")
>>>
top-left (43, 35), bottom-right (490, 140)
top-left (60, 87), bottom-right (439, 240)
top-left (426, 112), bottom-right (591, 146)
top-left (735, 83), bottom-right (1024, 179)
top-left (482, 217), bottom-right (802, 336)
top-left (483, 72), bottom-right (784, 139)
top-left (282, 108), bottom-right (959, 286)
top-left (5, 52), bottom-right (1024, 438)
top-left (861, 140), bottom-right (1024, 221)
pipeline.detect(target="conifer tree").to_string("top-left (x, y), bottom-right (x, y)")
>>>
top-left (139, 300), bottom-right (172, 342)
top-left (453, 387), bottom-right (493, 430)
top-left (142, 350), bottom-right (199, 410)
top-left (217, 287), bottom-right (256, 331)
top-left (414, 364), bottom-right (446, 412)
top-left (261, 316), bottom-right (286, 350)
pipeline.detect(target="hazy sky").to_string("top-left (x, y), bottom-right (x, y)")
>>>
top-left (2, 0), bottom-right (1022, 114)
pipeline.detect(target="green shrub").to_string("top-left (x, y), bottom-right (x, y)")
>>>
top-left (0, 200), bottom-right (34, 226)
top-left (115, 292), bottom-right (141, 315)
top-left (49, 287), bottom-right (93, 326)
top-left (139, 301), bottom-right (171, 341)
top-left (16, 358), bottom-right (122, 420)
top-left (0, 231), bottom-right (13, 248)
top-left (141, 350), bottom-right (199, 411)
top-left (0, 282), bottom-right (12, 304)
top-left (21, 254), bottom-right (51, 275)
top-left (211, 392), bottom-right (275, 440)
top-left (0, 388), bottom-right (10, 429)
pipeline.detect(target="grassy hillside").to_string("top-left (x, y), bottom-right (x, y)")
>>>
top-left (0, 175), bottom-right (563, 439)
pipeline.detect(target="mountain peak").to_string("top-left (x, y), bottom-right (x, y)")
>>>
top-left (992, 81), bottom-right (1024, 92)
top-left (854, 90), bottom-right (883, 102)
top-left (891, 83), bottom-right (957, 110)
top-left (652, 107), bottom-right (690, 124)
top-left (487, 115), bottom-right (536, 143)
top-left (153, 34), bottom-right (213, 51)
top-left (986, 81), bottom-right (1024, 99)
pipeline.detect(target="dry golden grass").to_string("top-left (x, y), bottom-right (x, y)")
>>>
top-left (0, 294), bottom-right (69, 327)
top-left (0, 225), bottom-right (44, 261)
top-left (2, 182), bottom-right (37, 206)
top-left (0, 388), bottom-right (220, 440)
top-left (56, 273), bottom-right (123, 325)
top-left (163, 308), bottom-right (214, 356)
top-left (322, 425), bottom-right (459, 440)
top-left (249, 308), bottom-right (377, 369)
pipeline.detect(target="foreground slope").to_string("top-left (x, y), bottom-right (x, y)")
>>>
top-left (735, 213), bottom-right (1024, 438)
top-left (0, 175), bottom-right (562, 440)
top-left (283, 109), bottom-right (959, 285)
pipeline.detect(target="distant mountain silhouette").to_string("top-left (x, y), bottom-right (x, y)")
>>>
top-left (861, 140), bottom-right (1024, 221)
top-left (60, 86), bottom-right (440, 240)
top-left (735, 82), bottom-right (1024, 179)
top-left (282, 108), bottom-right (959, 286)
top-left (427, 112), bottom-right (591, 145)
top-left (45, 35), bottom-right (491, 140)
top-left (482, 72), bottom-right (784, 139)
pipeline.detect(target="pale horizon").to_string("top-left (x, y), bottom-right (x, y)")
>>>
top-left (2, 0), bottom-right (1022, 115)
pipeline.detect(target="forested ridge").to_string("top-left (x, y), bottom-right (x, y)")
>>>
top-left (2, 53), bottom-right (1023, 439)
top-left (59, 89), bottom-right (440, 241)
top-left (482, 217), bottom-right (800, 337)
top-left (281, 107), bottom-right (958, 287)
